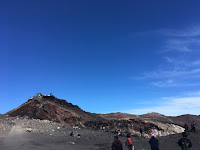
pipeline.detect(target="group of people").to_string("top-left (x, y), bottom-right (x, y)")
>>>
top-left (184, 122), bottom-right (196, 132)
top-left (112, 132), bottom-right (192, 150)
top-left (112, 135), bottom-right (133, 150)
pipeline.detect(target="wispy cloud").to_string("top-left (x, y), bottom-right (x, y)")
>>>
top-left (127, 95), bottom-right (200, 116)
top-left (142, 68), bottom-right (200, 79)
top-left (159, 27), bottom-right (200, 53)
top-left (157, 26), bottom-right (200, 37)
top-left (185, 90), bottom-right (200, 96)
top-left (163, 38), bottom-right (200, 52)
top-left (137, 26), bottom-right (200, 87)
top-left (129, 27), bottom-right (200, 115)
top-left (164, 38), bottom-right (199, 52)
top-left (164, 57), bottom-right (200, 67)
top-left (141, 67), bottom-right (200, 87)
top-left (151, 79), bottom-right (177, 87)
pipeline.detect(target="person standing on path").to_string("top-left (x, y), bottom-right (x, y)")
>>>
top-left (125, 135), bottom-right (133, 150)
top-left (184, 124), bottom-right (188, 132)
top-left (140, 128), bottom-right (143, 137)
top-left (112, 136), bottom-right (123, 150)
top-left (191, 121), bottom-right (196, 132)
top-left (149, 134), bottom-right (159, 150)
top-left (178, 132), bottom-right (192, 150)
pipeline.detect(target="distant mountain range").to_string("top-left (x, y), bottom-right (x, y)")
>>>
top-left (5, 93), bottom-right (200, 137)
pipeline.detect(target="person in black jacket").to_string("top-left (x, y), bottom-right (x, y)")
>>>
top-left (112, 136), bottom-right (123, 150)
top-left (178, 132), bottom-right (192, 150)
top-left (140, 128), bottom-right (143, 137)
top-left (191, 122), bottom-right (196, 132)
top-left (149, 134), bottom-right (159, 150)
top-left (184, 124), bottom-right (188, 132)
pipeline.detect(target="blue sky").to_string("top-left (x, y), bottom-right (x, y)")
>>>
top-left (1, 0), bottom-right (200, 116)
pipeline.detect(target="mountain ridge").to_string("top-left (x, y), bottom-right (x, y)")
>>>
top-left (5, 93), bottom-right (200, 137)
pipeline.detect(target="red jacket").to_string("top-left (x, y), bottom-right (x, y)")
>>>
top-left (125, 138), bottom-right (133, 146)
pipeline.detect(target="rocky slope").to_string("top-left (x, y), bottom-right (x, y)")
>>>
top-left (6, 93), bottom-right (105, 126)
top-left (138, 113), bottom-right (200, 130)
top-left (99, 112), bottom-right (185, 137)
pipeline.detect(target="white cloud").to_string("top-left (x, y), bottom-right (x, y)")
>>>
top-left (127, 96), bottom-right (200, 116)
top-left (141, 67), bottom-right (200, 87)
top-left (142, 68), bottom-right (200, 79)
top-left (186, 90), bottom-right (200, 96)
top-left (155, 26), bottom-right (200, 53)
top-left (130, 27), bottom-right (200, 115)
top-left (165, 39), bottom-right (191, 52)
top-left (151, 79), bottom-right (177, 87)
top-left (136, 26), bottom-right (200, 87)
top-left (192, 60), bottom-right (200, 66)
top-left (163, 38), bottom-right (200, 52)
top-left (157, 26), bottom-right (200, 37)
top-left (164, 57), bottom-right (200, 67)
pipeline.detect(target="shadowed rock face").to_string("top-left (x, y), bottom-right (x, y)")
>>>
top-left (5, 94), bottom-right (199, 137)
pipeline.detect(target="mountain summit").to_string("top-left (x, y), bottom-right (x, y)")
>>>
top-left (6, 93), bottom-right (105, 125)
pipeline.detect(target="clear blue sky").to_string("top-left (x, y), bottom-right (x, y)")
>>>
top-left (1, 0), bottom-right (200, 116)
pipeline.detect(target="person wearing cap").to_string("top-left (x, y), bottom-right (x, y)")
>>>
top-left (149, 134), bottom-right (159, 150)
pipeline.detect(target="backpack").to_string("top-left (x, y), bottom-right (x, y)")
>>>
top-left (127, 138), bottom-right (133, 145)
top-left (181, 139), bottom-right (190, 150)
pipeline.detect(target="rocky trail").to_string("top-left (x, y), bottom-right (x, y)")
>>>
top-left (2, 125), bottom-right (28, 150)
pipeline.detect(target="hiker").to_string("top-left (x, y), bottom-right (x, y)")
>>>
top-left (149, 134), bottom-right (159, 150)
top-left (191, 122), bottom-right (195, 132)
top-left (70, 131), bottom-right (73, 136)
top-left (184, 124), bottom-right (188, 132)
top-left (125, 135), bottom-right (133, 150)
top-left (112, 136), bottom-right (123, 150)
top-left (77, 133), bottom-right (81, 139)
top-left (116, 129), bottom-right (122, 136)
top-left (140, 128), bottom-right (143, 137)
top-left (178, 132), bottom-right (192, 150)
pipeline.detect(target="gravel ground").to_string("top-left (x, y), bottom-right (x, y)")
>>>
top-left (0, 117), bottom-right (199, 150)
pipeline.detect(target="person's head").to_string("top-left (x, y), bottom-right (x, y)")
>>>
top-left (126, 135), bottom-right (130, 138)
top-left (114, 136), bottom-right (118, 140)
top-left (151, 134), bottom-right (155, 138)
top-left (182, 132), bottom-right (187, 137)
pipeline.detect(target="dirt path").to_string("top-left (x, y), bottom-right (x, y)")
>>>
top-left (1, 125), bottom-right (29, 150)
top-left (1, 125), bottom-right (54, 150)
top-left (0, 125), bottom-right (99, 150)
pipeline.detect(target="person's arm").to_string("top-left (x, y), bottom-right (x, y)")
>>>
top-left (178, 139), bottom-right (181, 146)
top-left (149, 139), bottom-right (151, 144)
top-left (125, 140), bottom-right (128, 146)
top-left (112, 142), bottom-right (115, 150)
